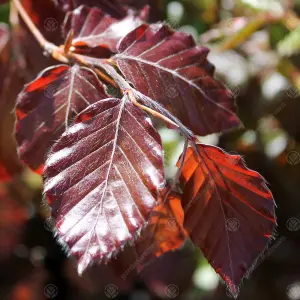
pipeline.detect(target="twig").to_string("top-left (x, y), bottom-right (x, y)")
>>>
top-left (12, 0), bottom-right (69, 63)
top-left (71, 53), bottom-right (118, 88)
top-left (127, 89), bottom-right (180, 130)
top-left (11, 0), bottom-right (119, 88)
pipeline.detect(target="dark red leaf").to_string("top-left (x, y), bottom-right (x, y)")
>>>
top-left (43, 96), bottom-right (165, 274)
top-left (15, 64), bottom-right (107, 172)
top-left (12, 0), bottom-right (64, 79)
top-left (63, 5), bottom-right (147, 55)
top-left (53, 0), bottom-right (128, 18)
top-left (178, 143), bottom-right (276, 297)
top-left (114, 24), bottom-right (241, 136)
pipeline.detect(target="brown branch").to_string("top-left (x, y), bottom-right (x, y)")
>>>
top-left (12, 0), bottom-right (119, 88)
top-left (12, 0), bottom-right (69, 63)
top-left (126, 89), bottom-right (180, 130)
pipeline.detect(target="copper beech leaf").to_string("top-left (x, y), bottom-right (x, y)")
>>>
top-left (133, 192), bottom-right (187, 271)
top-left (43, 96), bottom-right (165, 274)
top-left (114, 24), bottom-right (241, 136)
top-left (178, 144), bottom-right (276, 297)
top-left (63, 5), bottom-right (147, 55)
top-left (15, 64), bottom-right (107, 173)
top-left (53, 0), bottom-right (128, 18)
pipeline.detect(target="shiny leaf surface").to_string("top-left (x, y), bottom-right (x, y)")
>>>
top-left (63, 5), bottom-right (146, 54)
top-left (44, 96), bottom-right (165, 274)
top-left (114, 24), bottom-right (241, 136)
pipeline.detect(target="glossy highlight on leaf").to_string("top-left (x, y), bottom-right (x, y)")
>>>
top-left (15, 64), bottom-right (107, 172)
top-left (44, 96), bottom-right (165, 274)
top-left (114, 23), bottom-right (241, 136)
top-left (63, 5), bottom-right (147, 54)
top-left (178, 143), bottom-right (276, 297)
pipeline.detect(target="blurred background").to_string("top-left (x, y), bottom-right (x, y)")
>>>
top-left (1, 0), bottom-right (300, 299)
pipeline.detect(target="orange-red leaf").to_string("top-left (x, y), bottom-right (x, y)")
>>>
top-left (133, 192), bottom-right (187, 271)
top-left (178, 144), bottom-right (276, 297)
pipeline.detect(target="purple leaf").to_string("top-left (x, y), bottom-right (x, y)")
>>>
top-left (114, 24), bottom-right (241, 136)
top-left (43, 96), bottom-right (165, 274)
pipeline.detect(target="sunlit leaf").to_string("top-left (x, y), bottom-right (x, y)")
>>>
top-left (134, 192), bottom-right (187, 271)
top-left (63, 5), bottom-right (147, 55)
top-left (178, 143), bottom-right (276, 297)
top-left (114, 23), bottom-right (241, 136)
top-left (44, 96), bottom-right (165, 274)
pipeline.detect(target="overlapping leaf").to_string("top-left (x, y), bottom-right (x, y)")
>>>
top-left (15, 64), bottom-right (107, 172)
top-left (114, 24), bottom-right (241, 136)
top-left (178, 143), bottom-right (276, 297)
top-left (53, 0), bottom-right (128, 17)
top-left (44, 96), bottom-right (165, 274)
top-left (63, 5), bottom-right (147, 55)
top-left (133, 192), bottom-right (187, 271)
